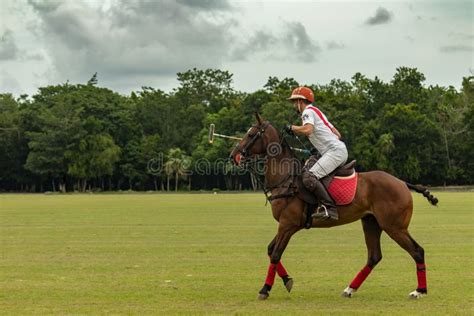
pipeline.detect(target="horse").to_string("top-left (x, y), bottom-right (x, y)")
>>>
top-left (229, 113), bottom-right (438, 300)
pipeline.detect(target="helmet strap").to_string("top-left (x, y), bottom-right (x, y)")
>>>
top-left (298, 101), bottom-right (305, 113)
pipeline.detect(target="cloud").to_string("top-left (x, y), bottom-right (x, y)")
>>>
top-left (440, 45), bottom-right (473, 53)
top-left (365, 7), bottom-right (393, 25)
top-left (231, 22), bottom-right (320, 63)
top-left (449, 32), bottom-right (474, 40)
top-left (27, 0), bottom-right (237, 85)
top-left (0, 70), bottom-right (22, 93)
top-left (0, 30), bottom-right (19, 60)
top-left (176, 0), bottom-right (232, 11)
top-left (25, 53), bottom-right (44, 61)
top-left (231, 30), bottom-right (278, 61)
top-left (284, 22), bottom-right (320, 62)
top-left (0, 28), bottom-right (44, 62)
top-left (326, 41), bottom-right (345, 50)
top-left (27, 0), bottom-right (61, 13)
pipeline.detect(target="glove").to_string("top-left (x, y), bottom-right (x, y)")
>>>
top-left (284, 123), bottom-right (294, 135)
top-left (310, 148), bottom-right (320, 156)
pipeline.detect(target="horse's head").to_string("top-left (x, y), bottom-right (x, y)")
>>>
top-left (229, 113), bottom-right (278, 165)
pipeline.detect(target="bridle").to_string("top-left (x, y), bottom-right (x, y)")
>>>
top-left (231, 121), bottom-right (301, 204)
top-left (232, 122), bottom-right (270, 160)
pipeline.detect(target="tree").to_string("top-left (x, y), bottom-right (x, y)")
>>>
top-left (456, 76), bottom-right (474, 182)
top-left (120, 134), bottom-right (163, 190)
top-left (23, 79), bottom-right (131, 191)
top-left (134, 88), bottom-right (179, 150)
top-left (120, 139), bottom-right (143, 190)
top-left (241, 89), bottom-right (272, 115)
top-left (0, 94), bottom-right (26, 190)
top-left (164, 148), bottom-right (191, 192)
top-left (139, 134), bottom-right (163, 191)
top-left (261, 100), bottom-right (298, 128)
top-left (175, 68), bottom-right (236, 113)
top-left (177, 102), bottom-right (207, 153)
top-left (23, 89), bottom-right (85, 192)
top-left (379, 103), bottom-right (438, 181)
top-left (66, 134), bottom-right (121, 191)
top-left (87, 72), bottom-right (98, 86)
top-left (264, 76), bottom-right (299, 95)
top-left (390, 67), bottom-right (427, 105)
top-left (425, 85), bottom-right (465, 183)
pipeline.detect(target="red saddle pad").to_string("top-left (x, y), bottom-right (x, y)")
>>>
top-left (327, 173), bottom-right (358, 205)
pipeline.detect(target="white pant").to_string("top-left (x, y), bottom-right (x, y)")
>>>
top-left (309, 145), bottom-right (348, 179)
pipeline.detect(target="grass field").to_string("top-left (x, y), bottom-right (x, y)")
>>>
top-left (1, 192), bottom-right (473, 315)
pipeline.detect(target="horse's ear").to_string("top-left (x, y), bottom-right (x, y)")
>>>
top-left (255, 112), bottom-right (263, 125)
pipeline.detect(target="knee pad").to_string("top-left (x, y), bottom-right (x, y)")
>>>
top-left (302, 170), bottom-right (318, 191)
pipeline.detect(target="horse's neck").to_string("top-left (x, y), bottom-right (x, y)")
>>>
top-left (264, 143), bottom-right (297, 188)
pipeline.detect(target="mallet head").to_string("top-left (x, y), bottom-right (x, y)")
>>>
top-left (208, 123), bottom-right (215, 144)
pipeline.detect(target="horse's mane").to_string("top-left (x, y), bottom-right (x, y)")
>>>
top-left (266, 122), bottom-right (297, 159)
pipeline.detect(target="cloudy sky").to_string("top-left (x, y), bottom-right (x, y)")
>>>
top-left (1, 0), bottom-right (473, 96)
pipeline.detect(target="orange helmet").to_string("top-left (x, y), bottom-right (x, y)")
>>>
top-left (288, 86), bottom-right (314, 103)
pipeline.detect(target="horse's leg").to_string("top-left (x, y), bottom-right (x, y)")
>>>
top-left (342, 214), bottom-right (383, 298)
top-left (267, 237), bottom-right (294, 293)
top-left (385, 228), bottom-right (427, 299)
top-left (258, 225), bottom-right (299, 300)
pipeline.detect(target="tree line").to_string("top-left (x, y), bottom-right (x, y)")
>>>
top-left (0, 68), bottom-right (473, 192)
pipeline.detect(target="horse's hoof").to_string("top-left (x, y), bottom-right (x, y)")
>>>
top-left (257, 292), bottom-right (269, 300)
top-left (341, 286), bottom-right (356, 298)
top-left (408, 290), bottom-right (426, 299)
top-left (284, 278), bottom-right (294, 293)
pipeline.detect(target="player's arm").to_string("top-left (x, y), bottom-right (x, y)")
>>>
top-left (331, 127), bottom-right (341, 139)
top-left (292, 123), bottom-right (314, 136)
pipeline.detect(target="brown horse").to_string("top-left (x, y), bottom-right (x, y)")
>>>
top-left (229, 113), bottom-right (438, 300)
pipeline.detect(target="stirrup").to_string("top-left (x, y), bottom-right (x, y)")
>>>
top-left (312, 205), bottom-right (330, 219)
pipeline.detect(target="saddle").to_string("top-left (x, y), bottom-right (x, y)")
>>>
top-left (296, 159), bottom-right (357, 205)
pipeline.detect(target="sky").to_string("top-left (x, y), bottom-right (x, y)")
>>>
top-left (0, 0), bottom-right (473, 97)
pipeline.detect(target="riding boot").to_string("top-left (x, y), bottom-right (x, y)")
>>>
top-left (310, 179), bottom-right (338, 220)
top-left (302, 170), bottom-right (338, 220)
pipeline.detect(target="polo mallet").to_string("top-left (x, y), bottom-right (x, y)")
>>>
top-left (208, 124), bottom-right (243, 144)
top-left (291, 147), bottom-right (311, 155)
top-left (209, 123), bottom-right (311, 155)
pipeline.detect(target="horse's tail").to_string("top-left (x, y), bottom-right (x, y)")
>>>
top-left (406, 182), bottom-right (439, 206)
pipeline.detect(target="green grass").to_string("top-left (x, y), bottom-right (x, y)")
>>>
top-left (1, 192), bottom-right (473, 315)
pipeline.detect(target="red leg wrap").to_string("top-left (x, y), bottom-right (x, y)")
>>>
top-left (349, 265), bottom-right (373, 289)
top-left (268, 256), bottom-right (289, 277)
top-left (276, 261), bottom-right (288, 277)
top-left (265, 263), bottom-right (277, 286)
top-left (416, 263), bottom-right (427, 290)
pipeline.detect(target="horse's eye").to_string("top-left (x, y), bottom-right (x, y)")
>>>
top-left (248, 133), bottom-right (255, 138)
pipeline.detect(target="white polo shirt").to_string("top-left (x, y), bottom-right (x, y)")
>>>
top-left (301, 105), bottom-right (345, 155)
